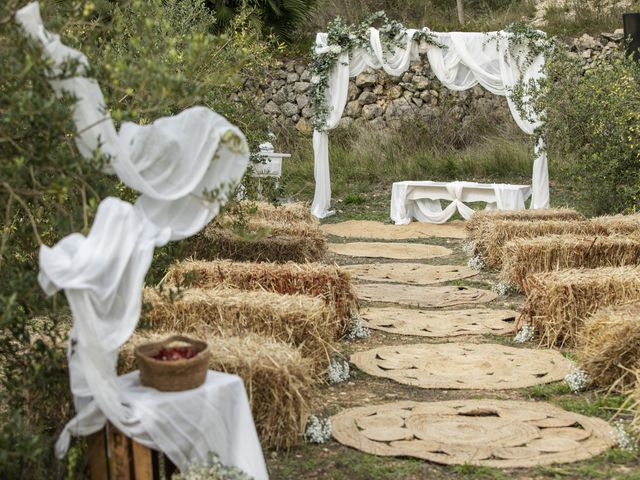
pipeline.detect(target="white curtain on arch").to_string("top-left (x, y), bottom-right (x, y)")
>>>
top-left (310, 27), bottom-right (549, 219)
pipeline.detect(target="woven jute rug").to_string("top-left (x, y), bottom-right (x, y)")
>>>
top-left (356, 284), bottom-right (497, 307)
top-left (350, 343), bottom-right (571, 389)
top-left (321, 220), bottom-right (467, 240)
top-left (343, 263), bottom-right (477, 285)
top-left (361, 307), bottom-right (517, 337)
top-left (328, 242), bottom-right (452, 260)
top-left (331, 399), bottom-right (614, 468)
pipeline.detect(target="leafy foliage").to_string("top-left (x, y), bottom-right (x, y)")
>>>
top-left (0, 0), bottom-right (272, 477)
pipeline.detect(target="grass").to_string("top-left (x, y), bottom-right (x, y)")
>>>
top-left (542, 0), bottom-right (640, 38)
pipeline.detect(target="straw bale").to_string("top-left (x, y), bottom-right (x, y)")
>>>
top-left (143, 287), bottom-right (337, 369)
top-left (167, 259), bottom-right (358, 336)
top-left (466, 208), bottom-right (583, 241)
top-left (501, 235), bottom-right (640, 291)
top-left (476, 214), bottom-right (640, 268)
top-left (188, 217), bottom-right (327, 264)
top-left (519, 266), bottom-right (640, 347)
top-left (120, 331), bottom-right (314, 448)
top-left (576, 302), bottom-right (640, 392)
top-left (234, 201), bottom-right (318, 225)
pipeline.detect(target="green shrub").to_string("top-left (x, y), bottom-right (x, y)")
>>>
top-left (539, 49), bottom-right (640, 215)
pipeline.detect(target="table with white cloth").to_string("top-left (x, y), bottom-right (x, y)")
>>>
top-left (391, 181), bottom-right (531, 225)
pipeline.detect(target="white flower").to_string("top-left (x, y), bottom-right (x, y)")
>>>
top-left (346, 315), bottom-right (370, 340)
top-left (348, 33), bottom-right (357, 40)
top-left (328, 358), bottom-right (350, 384)
top-left (492, 281), bottom-right (517, 296)
top-left (612, 419), bottom-right (637, 452)
top-left (564, 367), bottom-right (589, 393)
top-left (467, 255), bottom-right (485, 271)
top-left (462, 240), bottom-right (476, 256)
top-left (310, 75), bottom-right (321, 84)
top-left (305, 415), bottom-right (332, 444)
top-left (513, 324), bottom-right (534, 343)
top-left (328, 45), bottom-right (342, 54)
top-left (173, 452), bottom-right (252, 480)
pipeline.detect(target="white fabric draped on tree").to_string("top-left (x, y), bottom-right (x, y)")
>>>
top-left (310, 27), bottom-right (548, 219)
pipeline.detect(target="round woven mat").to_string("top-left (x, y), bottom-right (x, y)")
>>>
top-left (328, 242), bottom-right (452, 260)
top-left (331, 399), bottom-right (614, 468)
top-left (356, 284), bottom-right (497, 307)
top-left (350, 343), bottom-right (571, 389)
top-left (321, 220), bottom-right (467, 240)
top-left (361, 307), bottom-right (517, 337)
top-left (343, 263), bottom-right (477, 285)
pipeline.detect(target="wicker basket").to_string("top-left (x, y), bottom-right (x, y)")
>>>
top-left (135, 335), bottom-right (209, 392)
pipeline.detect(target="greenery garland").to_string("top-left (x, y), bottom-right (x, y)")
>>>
top-left (308, 11), bottom-right (445, 132)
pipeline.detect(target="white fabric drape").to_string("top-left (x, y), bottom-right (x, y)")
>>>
top-left (17, 3), bottom-right (267, 478)
top-left (310, 27), bottom-right (549, 219)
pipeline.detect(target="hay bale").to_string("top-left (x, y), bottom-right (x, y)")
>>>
top-left (143, 287), bottom-right (337, 369)
top-left (167, 259), bottom-right (358, 336)
top-left (466, 208), bottom-right (583, 241)
top-left (501, 235), bottom-right (640, 291)
top-left (519, 266), bottom-right (640, 347)
top-left (200, 218), bottom-right (327, 263)
top-left (577, 302), bottom-right (640, 392)
top-left (120, 331), bottom-right (314, 449)
top-left (235, 201), bottom-right (318, 225)
top-left (476, 214), bottom-right (640, 268)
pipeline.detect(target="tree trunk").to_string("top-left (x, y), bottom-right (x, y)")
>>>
top-left (456, 0), bottom-right (465, 25)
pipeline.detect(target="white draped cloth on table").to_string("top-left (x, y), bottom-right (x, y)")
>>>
top-left (16, 3), bottom-right (268, 478)
top-left (310, 27), bottom-right (548, 219)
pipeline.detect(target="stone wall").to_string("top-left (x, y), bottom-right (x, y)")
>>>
top-left (245, 30), bottom-right (625, 135)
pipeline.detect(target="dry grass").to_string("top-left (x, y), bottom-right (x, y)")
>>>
top-left (475, 214), bottom-right (640, 268)
top-left (166, 259), bottom-right (358, 336)
top-left (519, 266), bottom-right (640, 348)
top-left (466, 208), bottom-right (583, 242)
top-left (143, 287), bottom-right (337, 370)
top-left (577, 301), bottom-right (640, 393)
top-left (501, 235), bottom-right (640, 291)
top-left (193, 218), bottom-right (327, 263)
top-left (231, 201), bottom-right (318, 225)
top-left (120, 331), bottom-right (314, 449)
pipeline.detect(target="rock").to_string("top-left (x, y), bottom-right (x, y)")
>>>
top-left (412, 97), bottom-right (423, 107)
top-left (355, 71), bottom-right (377, 88)
top-left (272, 79), bottom-right (286, 89)
top-left (373, 85), bottom-right (384, 95)
top-left (272, 89), bottom-right (287, 106)
top-left (287, 72), bottom-right (299, 83)
top-left (285, 61), bottom-right (295, 72)
top-left (295, 118), bottom-right (312, 135)
top-left (401, 72), bottom-right (413, 82)
top-left (291, 114), bottom-right (299, 122)
top-left (368, 117), bottom-right (386, 130)
top-left (277, 70), bottom-right (288, 80)
top-left (472, 85), bottom-right (484, 97)
top-left (418, 105), bottom-right (440, 121)
top-left (577, 33), bottom-right (597, 50)
top-left (300, 69), bottom-right (310, 81)
top-left (388, 85), bottom-right (403, 99)
top-left (287, 91), bottom-right (296, 102)
top-left (385, 97), bottom-right (414, 121)
top-left (295, 64), bottom-right (306, 75)
top-left (293, 81), bottom-right (310, 93)
top-left (358, 91), bottom-right (377, 105)
top-left (345, 100), bottom-right (362, 117)
top-left (419, 90), bottom-right (431, 102)
top-left (602, 30), bottom-right (624, 42)
top-left (582, 49), bottom-right (593, 59)
top-left (402, 90), bottom-right (413, 101)
top-left (338, 117), bottom-right (354, 129)
top-left (400, 82), bottom-right (416, 93)
top-left (301, 105), bottom-right (313, 118)
top-left (264, 101), bottom-right (280, 115)
top-left (296, 94), bottom-right (309, 109)
top-left (412, 75), bottom-right (429, 90)
top-left (281, 102), bottom-right (299, 117)
top-left (362, 103), bottom-right (383, 120)
top-left (348, 82), bottom-right (360, 101)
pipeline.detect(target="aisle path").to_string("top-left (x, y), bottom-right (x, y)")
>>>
top-left (325, 221), bottom-right (615, 469)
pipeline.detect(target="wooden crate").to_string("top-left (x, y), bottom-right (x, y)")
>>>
top-left (88, 423), bottom-right (177, 480)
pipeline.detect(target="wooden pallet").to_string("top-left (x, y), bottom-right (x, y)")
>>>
top-left (88, 423), bottom-right (177, 480)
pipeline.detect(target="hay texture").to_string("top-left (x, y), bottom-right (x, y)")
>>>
top-left (343, 263), bottom-right (477, 285)
top-left (331, 400), bottom-right (614, 468)
top-left (235, 201), bottom-right (318, 225)
top-left (501, 235), bottom-right (640, 292)
top-left (350, 343), bottom-right (571, 390)
top-left (321, 220), bottom-right (466, 239)
top-left (167, 260), bottom-right (358, 335)
top-left (466, 208), bottom-right (583, 242)
top-left (576, 301), bottom-right (640, 392)
top-left (519, 266), bottom-right (640, 347)
top-left (143, 287), bottom-right (337, 369)
top-left (120, 331), bottom-right (313, 448)
top-left (361, 307), bottom-right (517, 337)
top-left (474, 214), bottom-right (640, 268)
top-left (356, 284), bottom-right (497, 307)
top-left (190, 217), bottom-right (326, 264)
top-left (328, 242), bottom-right (452, 260)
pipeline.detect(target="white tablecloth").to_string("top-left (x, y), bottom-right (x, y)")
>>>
top-left (391, 181), bottom-right (531, 224)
